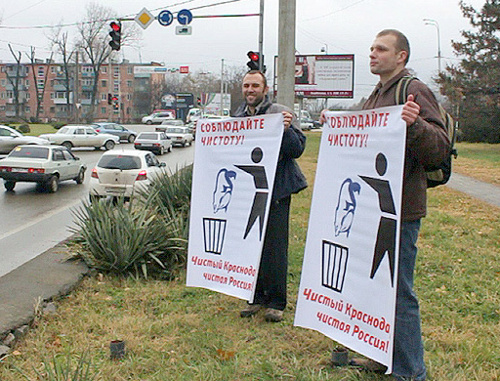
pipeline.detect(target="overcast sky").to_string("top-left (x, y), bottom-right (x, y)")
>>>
top-left (0, 0), bottom-right (486, 104)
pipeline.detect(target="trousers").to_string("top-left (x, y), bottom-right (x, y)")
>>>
top-left (393, 220), bottom-right (426, 381)
top-left (252, 196), bottom-right (291, 311)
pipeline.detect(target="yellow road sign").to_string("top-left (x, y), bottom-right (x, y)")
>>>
top-left (135, 7), bottom-right (154, 29)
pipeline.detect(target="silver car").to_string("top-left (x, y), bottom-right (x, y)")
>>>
top-left (0, 125), bottom-right (47, 154)
top-left (39, 125), bottom-right (119, 151)
top-left (0, 145), bottom-right (86, 193)
top-left (89, 150), bottom-right (165, 201)
top-left (164, 127), bottom-right (194, 147)
top-left (134, 132), bottom-right (172, 155)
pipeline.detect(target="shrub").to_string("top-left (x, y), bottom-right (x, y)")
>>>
top-left (18, 124), bottom-right (30, 133)
top-left (51, 121), bottom-right (66, 130)
top-left (70, 164), bottom-right (193, 278)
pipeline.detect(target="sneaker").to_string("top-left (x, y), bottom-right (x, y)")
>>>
top-left (349, 357), bottom-right (387, 373)
top-left (264, 308), bottom-right (284, 322)
top-left (240, 304), bottom-right (262, 318)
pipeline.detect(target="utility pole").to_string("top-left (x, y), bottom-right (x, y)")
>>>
top-left (220, 58), bottom-right (224, 116)
top-left (277, 0), bottom-right (296, 109)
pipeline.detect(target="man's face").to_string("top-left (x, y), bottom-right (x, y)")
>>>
top-left (369, 34), bottom-right (406, 79)
top-left (242, 73), bottom-right (269, 107)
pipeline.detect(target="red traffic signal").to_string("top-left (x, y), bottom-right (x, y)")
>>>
top-left (109, 21), bottom-right (122, 51)
top-left (246, 51), bottom-right (266, 72)
top-left (247, 51), bottom-right (260, 70)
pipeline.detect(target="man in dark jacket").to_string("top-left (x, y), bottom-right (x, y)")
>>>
top-left (234, 70), bottom-right (307, 322)
top-left (321, 29), bottom-right (449, 380)
top-left (358, 30), bottom-right (449, 381)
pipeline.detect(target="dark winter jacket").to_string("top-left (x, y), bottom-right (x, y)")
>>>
top-left (363, 69), bottom-right (450, 221)
top-left (233, 96), bottom-right (308, 201)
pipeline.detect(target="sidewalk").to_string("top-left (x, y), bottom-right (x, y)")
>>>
top-left (0, 173), bottom-right (499, 340)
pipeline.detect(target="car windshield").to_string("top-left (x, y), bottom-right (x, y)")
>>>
top-left (98, 155), bottom-right (141, 170)
top-left (58, 127), bottom-right (70, 134)
top-left (9, 146), bottom-right (49, 159)
top-left (166, 128), bottom-right (184, 133)
top-left (138, 133), bottom-right (158, 140)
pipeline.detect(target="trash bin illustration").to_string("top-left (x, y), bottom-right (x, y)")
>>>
top-left (203, 217), bottom-right (227, 255)
top-left (322, 240), bottom-right (349, 292)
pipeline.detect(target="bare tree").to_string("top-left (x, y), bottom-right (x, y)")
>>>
top-left (7, 44), bottom-right (24, 121)
top-left (48, 28), bottom-right (76, 120)
top-left (26, 47), bottom-right (54, 122)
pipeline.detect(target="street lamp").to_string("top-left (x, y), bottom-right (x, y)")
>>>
top-left (423, 18), bottom-right (442, 74)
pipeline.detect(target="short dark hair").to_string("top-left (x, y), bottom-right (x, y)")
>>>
top-left (244, 70), bottom-right (268, 88)
top-left (377, 29), bottom-right (410, 65)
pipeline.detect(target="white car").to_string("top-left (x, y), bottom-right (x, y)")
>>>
top-left (141, 111), bottom-right (175, 125)
top-left (89, 150), bottom-right (166, 201)
top-left (0, 125), bottom-right (47, 154)
top-left (134, 132), bottom-right (172, 155)
top-left (0, 145), bottom-right (86, 193)
top-left (164, 127), bottom-right (194, 147)
top-left (39, 125), bottom-right (119, 151)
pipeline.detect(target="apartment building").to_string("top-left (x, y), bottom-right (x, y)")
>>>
top-left (0, 60), bottom-right (164, 124)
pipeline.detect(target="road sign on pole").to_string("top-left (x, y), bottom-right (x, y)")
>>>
top-left (135, 7), bottom-right (154, 29)
top-left (177, 9), bottom-right (193, 25)
top-left (158, 10), bottom-right (174, 26)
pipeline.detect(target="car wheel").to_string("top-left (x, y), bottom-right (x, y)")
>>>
top-left (168, 145), bottom-right (172, 152)
top-left (62, 141), bottom-right (73, 150)
top-left (183, 140), bottom-right (188, 147)
top-left (146, 120), bottom-right (152, 125)
top-left (4, 181), bottom-right (15, 191)
top-left (46, 176), bottom-right (59, 193)
top-left (104, 140), bottom-right (115, 150)
top-left (159, 146), bottom-right (165, 155)
top-left (128, 135), bottom-right (136, 143)
top-left (75, 168), bottom-right (85, 184)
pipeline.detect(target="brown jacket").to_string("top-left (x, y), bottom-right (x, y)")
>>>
top-left (363, 69), bottom-right (450, 221)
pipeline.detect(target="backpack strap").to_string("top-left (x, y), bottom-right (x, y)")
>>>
top-left (394, 75), bottom-right (416, 105)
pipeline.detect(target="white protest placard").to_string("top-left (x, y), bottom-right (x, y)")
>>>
top-left (294, 106), bottom-right (407, 373)
top-left (187, 114), bottom-right (284, 302)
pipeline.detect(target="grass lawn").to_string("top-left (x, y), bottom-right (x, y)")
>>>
top-left (0, 133), bottom-right (499, 380)
top-left (453, 142), bottom-right (500, 185)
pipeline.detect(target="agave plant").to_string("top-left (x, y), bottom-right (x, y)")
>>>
top-left (69, 165), bottom-right (193, 278)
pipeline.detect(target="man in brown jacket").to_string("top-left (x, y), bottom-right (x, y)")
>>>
top-left (323, 29), bottom-right (450, 380)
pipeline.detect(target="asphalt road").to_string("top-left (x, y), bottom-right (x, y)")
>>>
top-left (0, 124), bottom-right (195, 278)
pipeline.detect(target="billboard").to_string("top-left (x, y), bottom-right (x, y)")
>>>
top-left (274, 54), bottom-right (355, 98)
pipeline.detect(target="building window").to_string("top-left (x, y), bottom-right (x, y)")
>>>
top-left (101, 107), bottom-right (106, 114)
top-left (51, 92), bottom-right (55, 99)
top-left (102, 66), bottom-right (107, 74)
top-left (101, 79), bottom-right (107, 87)
top-left (127, 94), bottom-right (132, 101)
top-left (127, 67), bottom-right (133, 74)
top-left (127, 80), bottom-right (132, 88)
top-left (113, 66), bottom-right (119, 77)
top-left (7, 90), bottom-right (14, 98)
top-left (50, 107), bottom-right (55, 113)
top-left (38, 66), bottom-right (45, 77)
top-left (0, 80), bottom-right (4, 87)
top-left (25, 106), bottom-right (31, 112)
top-left (26, 92), bottom-right (30, 100)
top-left (25, 79), bottom-right (29, 87)
top-left (101, 93), bottom-right (107, 101)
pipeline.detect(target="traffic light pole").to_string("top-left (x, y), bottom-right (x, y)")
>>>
top-left (276, 0), bottom-right (296, 109)
top-left (258, 0), bottom-right (264, 72)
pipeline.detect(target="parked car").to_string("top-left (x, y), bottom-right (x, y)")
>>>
top-left (141, 111), bottom-right (175, 125)
top-left (39, 125), bottom-right (119, 151)
top-left (0, 145), bottom-right (86, 193)
top-left (134, 132), bottom-right (172, 155)
top-left (92, 122), bottom-right (137, 143)
top-left (89, 150), bottom-right (166, 201)
top-left (300, 118), bottom-right (314, 131)
top-left (164, 127), bottom-right (194, 147)
top-left (155, 119), bottom-right (185, 132)
top-left (0, 125), bottom-right (47, 154)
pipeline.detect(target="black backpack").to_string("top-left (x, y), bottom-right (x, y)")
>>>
top-left (395, 76), bottom-right (458, 188)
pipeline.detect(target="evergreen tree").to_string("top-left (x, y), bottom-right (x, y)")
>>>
top-left (438, 0), bottom-right (500, 142)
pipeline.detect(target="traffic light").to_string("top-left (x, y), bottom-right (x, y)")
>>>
top-left (109, 21), bottom-right (121, 51)
top-left (246, 51), bottom-right (266, 72)
top-left (111, 96), bottom-right (119, 111)
top-left (107, 93), bottom-right (112, 105)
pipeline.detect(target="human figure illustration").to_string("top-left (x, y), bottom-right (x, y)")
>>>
top-left (235, 147), bottom-right (268, 240)
top-left (334, 178), bottom-right (361, 237)
top-left (212, 168), bottom-right (237, 213)
top-left (359, 153), bottom-right (397, 287)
